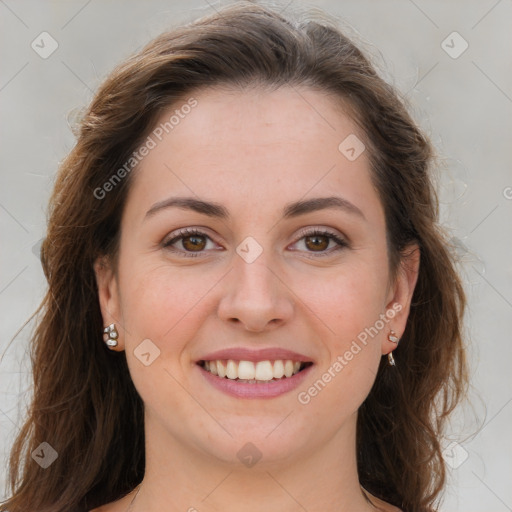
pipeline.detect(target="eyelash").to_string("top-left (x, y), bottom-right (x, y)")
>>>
top-left (162, 227), bottom-right (349, 258)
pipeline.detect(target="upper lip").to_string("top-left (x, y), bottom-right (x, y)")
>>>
top-left (196, 347), bottom-right (314, 363)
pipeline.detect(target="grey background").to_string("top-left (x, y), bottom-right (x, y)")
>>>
top-left (1, 1), bottom-right (511, 511)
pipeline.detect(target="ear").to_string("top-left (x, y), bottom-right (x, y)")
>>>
top-left (94, 255), bottom-right (124, 350)
top-left (382, 244), bottom-right (420, 355)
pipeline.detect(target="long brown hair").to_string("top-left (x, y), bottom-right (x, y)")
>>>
top-left (1, 2), bottom-right (468, 511)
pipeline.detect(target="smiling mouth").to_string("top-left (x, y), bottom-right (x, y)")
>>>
top-left (198, 359), bottom-right (314, 383)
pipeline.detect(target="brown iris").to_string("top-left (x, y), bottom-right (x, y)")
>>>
top-left (304, 234), bottom-right (329, 251)
top-left (182, 235), bottom-right (207, 251)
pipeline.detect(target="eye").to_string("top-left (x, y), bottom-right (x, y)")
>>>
top-left (162, 227), bottom-right (349, 258)
top-left (291, 228), bottom-right (349, 256)
top-left (162, 228), bottom-right (219, 257)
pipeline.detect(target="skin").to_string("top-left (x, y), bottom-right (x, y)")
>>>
top-left (93, 86), bottom-right (419, 512)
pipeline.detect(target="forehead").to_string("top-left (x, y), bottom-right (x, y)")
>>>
top-left (162, 85), bottom-right (356, 156)
top-left (125, 86), bottom-right (384, 226)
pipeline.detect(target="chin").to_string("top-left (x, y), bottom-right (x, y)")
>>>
top-left (196, 419), bottom-right (311, 468)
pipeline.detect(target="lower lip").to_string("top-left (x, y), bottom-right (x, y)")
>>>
top-left (197, 363), bottom-right (314, 399)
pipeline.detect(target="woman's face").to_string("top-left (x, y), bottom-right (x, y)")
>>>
top-left (96, 86), bottom-right (418, 466)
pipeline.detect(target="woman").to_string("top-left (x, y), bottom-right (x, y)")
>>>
top-left (1, 2), bottom-right (468, 511)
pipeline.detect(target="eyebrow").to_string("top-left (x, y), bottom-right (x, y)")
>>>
top-left (144, 195), bottom-right (366, 221)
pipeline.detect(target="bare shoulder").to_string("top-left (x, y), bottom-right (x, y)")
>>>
top-left (91, 489), bottom-right (406, 512)
top-left (364, 489), bottom-right (403, 512)
top-left (89, 504), bottom-right (118, 512)
top-left (366, 490), bottom-right (435, 512)
top-left (89, 505), bottom-right (112, 512)
top-left (374, 498), bottom-right (403, 512)
top-left (89, 497), bottom-right (128, 512)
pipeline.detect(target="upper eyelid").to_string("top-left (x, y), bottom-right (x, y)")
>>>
top-left (163, 226), bottom-right (347, 250)
top-left (295, 226), bottom-right (344, 238)
top-left (164, 227), bottom-right (219, 245)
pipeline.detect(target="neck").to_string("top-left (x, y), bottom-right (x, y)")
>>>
top-left (127, 410), bottom-right (381, 512)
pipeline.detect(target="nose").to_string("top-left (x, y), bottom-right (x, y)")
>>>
top-left (217, 251), bottom-right (294, 332)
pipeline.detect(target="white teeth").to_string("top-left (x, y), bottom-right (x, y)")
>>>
top-left (284, 360), bottom-right (294, 378)
top-left (238, 360), bottom-right (256, 380)
top-left (226, 360), bottom-right (238, 380)
top-left (217, 360), bottom-right (226, 378)
top-left (202, 358), bottom-right (307, 381)
top-left (273, 360), bottom-right (285, 379)
top-left (255, 361), bottom-right (274, 381)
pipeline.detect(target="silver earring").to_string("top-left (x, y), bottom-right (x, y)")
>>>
top-left (388, 330), bottom-right (400, 344)
top-left (103, 323), bottom-right (119, 349)
top-left (387, 330), bottom-right (399, 366)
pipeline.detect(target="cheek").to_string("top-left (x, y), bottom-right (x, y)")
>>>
top-left (120, 262), bottom-right (219, 343)
top-left (291, 265), bottom-right (387, 410)
top-left (116, 262), bottom-right (217, 413)
top-left (293, 263), bottom-right (388, 341)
